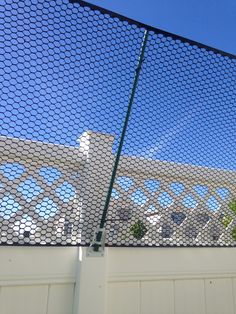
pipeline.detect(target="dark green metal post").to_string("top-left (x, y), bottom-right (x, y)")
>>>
top-left (92, 30), bottom-right (149, 251)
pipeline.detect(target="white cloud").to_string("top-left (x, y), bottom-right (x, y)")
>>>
top-left (141, 107), bottom-right (198, 159)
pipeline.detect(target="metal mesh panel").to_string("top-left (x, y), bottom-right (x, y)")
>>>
top-left (0, 0), bottom-right (235, 247)
top-left (106, 31), bottom-right (236, 247)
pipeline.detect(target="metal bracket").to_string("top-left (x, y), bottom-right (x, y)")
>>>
top-left (87, 228), bottom-right (106, 257)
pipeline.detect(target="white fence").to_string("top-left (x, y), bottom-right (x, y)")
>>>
top-left (107, 247), bottom-right (236, 314)
top-left (0, 131), bottom-right (236, 314)
top-left (1, 246), bottom-right (236, 314)
top-left (0, 135), bottom-right (85, 245)
top-left (0, 246), bottom-right (77, 314)
top-left (0, 131), bottom-right (236, 247)
top-left (107, 155), bottom-right (236, 246)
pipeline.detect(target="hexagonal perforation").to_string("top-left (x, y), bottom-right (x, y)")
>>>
top-left (0, 0), bottom-right (235, 247)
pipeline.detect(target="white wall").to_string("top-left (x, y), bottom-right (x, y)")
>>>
top-left (0, 247), bottom-right (78, 314)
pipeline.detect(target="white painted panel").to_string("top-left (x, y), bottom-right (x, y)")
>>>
top-left (205, 278), bottom-right (234, 314)
top-left (175, 279), bottom-right (205, 314)
top-left (108, 248), bottom-right (236, 280)
top-left (0, 285), bottom-right (48, 314)
top-left (0, 247), bottom-right (78, 283)
top-left (47, 284), bottom-right (74, 314)
top-left (107, 282), bottom-right (140, 314)
top-left (141, 281), bottom-right (174, 314)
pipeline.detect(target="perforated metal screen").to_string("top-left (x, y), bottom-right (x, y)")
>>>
top-left (0, 0), bottom-right (235, 247)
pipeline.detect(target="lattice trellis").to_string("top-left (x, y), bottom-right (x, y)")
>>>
top-left (106, 158), bottom-right (236, 246)
top-left (0, 137), bottom-right (82, 245)
top-left (0, 0), bottom-right (235, 247)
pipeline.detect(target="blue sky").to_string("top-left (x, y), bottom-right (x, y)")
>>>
top-left (87, 0), bottom-right (236, 55)
top-left (0, 0), bottom-right (235, 171)
top-left (84, 0), bottom-right (236, 170)
top-left (0, 0), bottom-right (235, 232)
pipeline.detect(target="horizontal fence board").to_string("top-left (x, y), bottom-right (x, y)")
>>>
top-left (0, 247), bottom-right (78, 282)
top-left (108, 248), bottom-right (236, 281)
top-left (0, 136), bottom-right (85, 166)
top-left (119, 156), bottom-right (236, 186)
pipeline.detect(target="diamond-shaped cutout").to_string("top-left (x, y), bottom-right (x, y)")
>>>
top-left (215, 187), bottom-right (229, 200)
top-left (171, 212), bottom-right (186, 225)
top-left (147, 205), bottom-right (157, 213)
top-left (39, 167), bottom-right (61, 185)
top-left (158, 192), bottom-right (173, 208)
top-left (184, 224), bottom-right (198, 239)
top-left (182, 194), bottom-right (198, 209)
top-left (18, 177), bottom-right (43, 202)
top-left (0, 163), bottom-right (25, 180)
top-left (206, 196), bottom-right (221, 211)
top-left (194, 185), bottom-right (208, 198)
top-left (130, 189), bottom-right (147, 205)
top-left (35, 197), bottom-right (58, 219)
top-left (169, 182), bottom-right (184, 195)
top-left (210, 224), bottom-right (221, 241)
top-left (13, 215), bottom-right (37, 235)
top-left (55, 182), bottom-right (76, 202)
top-left (161, 224), bottom-right (173, 238)
top-left (222, 215), bottom-right (232, 228)
top-left (196, 213), bottom-right (210, 226)
top-left (116, 176), bottom-right (133, 191)
top-left (111, 188), bottom-right (120, 200)
top-left (0, 193), bottom-right (21, 219)
top-left (116, 207), bottom-right (132, 221)
top-left (147, 214), bottom-right (161, 225)
top-left (229, 200), bottom-right (236, 215)
top-left (144, 179), bottom-right (160, 193)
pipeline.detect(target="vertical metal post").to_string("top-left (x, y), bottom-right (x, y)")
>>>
top-left (92, 30), bottom-right (149, 251)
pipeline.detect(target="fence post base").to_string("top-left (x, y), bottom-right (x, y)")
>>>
top-left (73, 247), bottom-right (108, 314)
